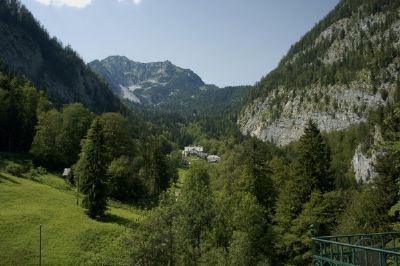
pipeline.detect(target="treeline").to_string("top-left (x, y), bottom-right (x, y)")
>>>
top-left (0, 69), bottom-right (179, 215)
top-left (0, 71), bottom-right (52, 152)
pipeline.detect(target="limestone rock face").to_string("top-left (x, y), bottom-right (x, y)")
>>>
top-left (351, 126), bottom-right (383, 183)
top-left (239, 84), bottom-right (384, 146)
top-left (352, 147), bottom-right (377, 183)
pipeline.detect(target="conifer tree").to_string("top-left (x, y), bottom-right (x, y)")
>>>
top-left (298, 119), bottom-right (332, 192)
top-left (76, 118), bottom-right (108, 219)
top-left (176, 163), bottom-right (213, 265)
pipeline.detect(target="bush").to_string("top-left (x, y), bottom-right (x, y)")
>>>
top-left (23, 167), bottom-right (47, 180)
top-left (5, 162), bottom-right (26, 177)
top-left (36, 166), bottom-right (47, 175)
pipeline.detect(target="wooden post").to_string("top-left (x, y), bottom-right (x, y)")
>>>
top-left (39, 224), bottom-right (42, 266)
top-left (76, 177), bottom-right (79, 206)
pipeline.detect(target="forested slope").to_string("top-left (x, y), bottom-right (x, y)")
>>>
top-left (239, 0), bottom-right (400, 145)
top-left (0, 0), bottom-right (123, 113)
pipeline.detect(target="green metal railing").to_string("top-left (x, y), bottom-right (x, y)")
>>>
top-left (312, 232), bottom-right (400, 266)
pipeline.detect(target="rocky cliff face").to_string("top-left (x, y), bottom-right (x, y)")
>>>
top-left (352, 147), bottom-right (377, 183)
top-left (239, 82), bottom-right (384, 145)
top-left (239, 0), bottom-right (400, 145)
top-left (351, 125), bottom-right (383, 183)
top-left (89, 56), bottom-right (207, 105)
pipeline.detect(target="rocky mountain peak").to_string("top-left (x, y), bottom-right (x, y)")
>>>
top-left (89, 56), bottom-right (205, 105)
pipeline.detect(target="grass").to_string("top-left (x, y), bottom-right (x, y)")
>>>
top-left (0, 171), bottom-right (145, 265)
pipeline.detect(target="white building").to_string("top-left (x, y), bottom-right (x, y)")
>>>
top-left (207, 155), bottom-right (221, 163)
top-left (184, 146), bottom-right (204, 156)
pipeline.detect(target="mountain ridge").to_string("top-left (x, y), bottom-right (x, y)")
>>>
top-left (239, 0), bottom-right (400, 146)
top-left (89, 55), bottom-right (208, 105)
top-left (0, 0), bottom-right (123, 113)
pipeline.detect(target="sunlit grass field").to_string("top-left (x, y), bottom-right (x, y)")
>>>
top-left (0, 171), bottom-right (144, 265)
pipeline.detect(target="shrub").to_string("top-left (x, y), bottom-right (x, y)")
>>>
top-left (23, 167), bottom-right (47, 180)
top-left (5, 162), bottom-right (26, 177)
top-left (36, 166), bottom-right (47, 175)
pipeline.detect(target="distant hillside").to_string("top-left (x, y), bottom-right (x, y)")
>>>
top-left (239, 0), bottom-right (400, 145)
top-left (89, 56), bottom-right (208, 105)
top-left (0, 1), bottom-right (123, 113)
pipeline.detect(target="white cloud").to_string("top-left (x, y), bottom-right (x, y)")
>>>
top-left (34, 0), bottom-right (93, 8)
top-left (34, 0), bottom-right (143, 8)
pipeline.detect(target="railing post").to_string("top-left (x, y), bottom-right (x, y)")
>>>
top-left (312, 238), bottom-right (316, 259)
top-left (340, 244), bottom-right (343, 263)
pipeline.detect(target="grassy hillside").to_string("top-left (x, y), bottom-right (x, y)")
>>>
top-left (0, 171), bottom-right (145, 265)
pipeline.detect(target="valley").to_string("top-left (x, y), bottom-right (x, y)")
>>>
top-left (1, 0), bottom-right (400, 265)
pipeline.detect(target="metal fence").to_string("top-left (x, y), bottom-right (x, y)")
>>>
top-left (312, 232), bottom-right (400, 266)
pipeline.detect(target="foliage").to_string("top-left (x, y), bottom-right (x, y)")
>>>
top-left (0, 71), bottom-right (51, 152)
top-left (75, 119), bottom-right (108, 219)
top-left (335, 105), bottom-right (400, 234)
top-left (141, 137), bottom-right (178, 196)
top-left (98, 112), bottom-right (135, 161)
top-left (30, 109), bottom-right (63, 168)
top-left (271, 121), bottom-right (351, 265)
top-left (30, 103), bottom-right (93, 169)
top-left (58, 103), bottom-right (93, 166)
top-left (107, 156), bottom-right (146, 201)
top-left (298, 120), bottom-right (332, 192)
top-left (5, 161), bottom-right (26, 176)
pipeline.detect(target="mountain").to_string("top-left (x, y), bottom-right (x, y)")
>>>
top-left (0, 1), bottom-right (123, 113)
top-left (89, 56), bottom-right (209, 105)
top-left (239, 0), bottom-right (400, 146)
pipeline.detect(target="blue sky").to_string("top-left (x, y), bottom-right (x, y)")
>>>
top-left (20, 0), bottom-right (339, 87)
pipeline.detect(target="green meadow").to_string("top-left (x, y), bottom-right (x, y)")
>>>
top-left (0, 171), bottom-right (145, 266)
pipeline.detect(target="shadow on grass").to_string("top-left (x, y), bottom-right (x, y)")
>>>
top-left (0, 173), bottom-right (20, 184)
top-left (101, 213), bottom-right (139, 229)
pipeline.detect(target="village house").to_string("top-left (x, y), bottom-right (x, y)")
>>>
top-left (183, 146), bottom-right (204, 156)
top-left (62, 168), bottom-right (71, 178)
top-left (207, 155), bottom-right (221, 163)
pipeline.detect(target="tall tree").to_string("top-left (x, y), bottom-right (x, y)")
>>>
top-left (240, 138), bottom-right (276, 215)
top-left (143, 137), bottom-right (176, 195)
top-left (107, 156), bottom-right (145, 201)
top-left (75, 118), bottom-right (108, 219)
top-left (273, 121), bottom-right (333, 264)
top-left (132, 189), bottom-right (178, 266)
top-left (30, 109), bottom-right (62, 168)
top-left (98, 112), bottom-right (134, 162)
top-left (58, 103), bottom-right (93, 166)
top-left (175, 163), bottom-right (213, 265)
top-left (298, 119), bottom-right (332, 192)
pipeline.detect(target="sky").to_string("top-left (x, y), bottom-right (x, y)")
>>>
top-left (20, 0), bottom-right (339, 87)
